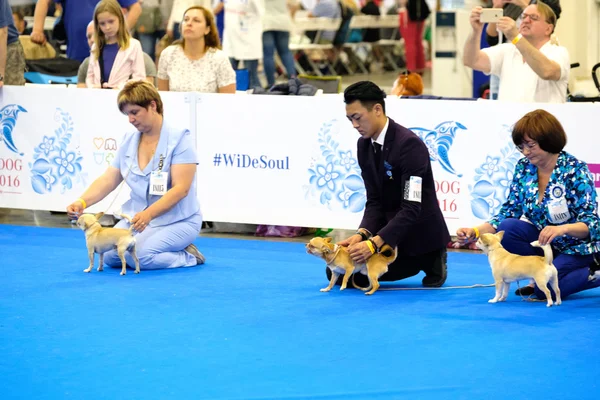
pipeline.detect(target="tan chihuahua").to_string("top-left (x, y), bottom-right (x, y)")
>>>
top-left (76, 212), bottom-right (140, 276)
top-left (476, 231), bottom-right (561, 307)
top-left (306, 237), bottom-right (397, 295)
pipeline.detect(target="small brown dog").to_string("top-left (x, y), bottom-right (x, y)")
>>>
top-left (306, 237), bottom-right (397, 295)
top-left (76, 212), bottom-right (140, 276)
top-left (476, 231), bottom-right (561, 307)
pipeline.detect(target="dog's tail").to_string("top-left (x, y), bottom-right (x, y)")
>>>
top-left (118, 214), bottom-right (135, 232)
top-left (530, 240), bottom-right (554, 265)
top-left (379, 244), bottom-right (397, 264)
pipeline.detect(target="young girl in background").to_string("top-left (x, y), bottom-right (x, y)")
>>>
top-left (86, 0), bottom-right (146, 89)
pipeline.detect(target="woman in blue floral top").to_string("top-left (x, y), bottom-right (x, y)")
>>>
top-left (457, 109), bottom-right (600, 300)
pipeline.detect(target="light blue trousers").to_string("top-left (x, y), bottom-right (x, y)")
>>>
top-left (104, 213), bottom-right (203, 270)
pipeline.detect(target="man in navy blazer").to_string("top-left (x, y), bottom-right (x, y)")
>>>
top-left (331, 81), bottom-right (450, 287)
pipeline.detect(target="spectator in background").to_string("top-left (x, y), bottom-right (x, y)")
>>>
top-left (399, 0), bottom-right (430, 74)
top-left (262, 0), bottom-right (297, 87)
top-left (391, 70), bottom-right (424, 97)
top-left (12, 10), bottom-right (32, 35)
top-left (78, 20), bottom-right (156, 88)
top-left (463, 2), bottom-right (568, 103)
top-left (133, 0), bottom-right (173, 61)
top-left (167, 0), bottom-right (211, 40)
top-left (224, 0), bottom-right (264, 89)
top-left (31, 0), bottom-right (142, 62)
top-left (308, 0), bottom-right (340, 44)
top-left (86, 0), bottom-right (146, 89)
top-left (0, 0), bottom-right (26, 87)
top-left (485, 0), bottom-right (561, 99)
top-left (158, 6), bottom-right (235, 93)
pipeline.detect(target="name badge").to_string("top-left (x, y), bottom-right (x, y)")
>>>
top-left (548, 198), bottom-right (570, 224)
top-left (406, 176), bottom-right (422, 203)
top-left (149, 171), bottom-right (167, 196)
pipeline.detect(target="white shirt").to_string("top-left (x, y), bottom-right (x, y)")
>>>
top-left (223, 0), bottom-right (264, 60)
top-left (482, 40), bottom-right (570, 103)
top-left (157, 45), bottom-right (236, 92)
top-left (262, 0), bottom-right (294, 32)
top-left (372, 118), bottom-right (389, 147)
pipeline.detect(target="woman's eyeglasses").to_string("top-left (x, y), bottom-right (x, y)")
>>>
top-left (516, 141), bottom-right (538, 152)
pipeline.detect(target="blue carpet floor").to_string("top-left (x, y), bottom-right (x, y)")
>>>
top-left (1, 224), bottom-right (599, 400)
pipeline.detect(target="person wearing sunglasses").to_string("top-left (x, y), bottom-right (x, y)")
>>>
top-left (457, 109), bottom-right (600, 301)
top-left (463, 1), bottom-right (569, 103)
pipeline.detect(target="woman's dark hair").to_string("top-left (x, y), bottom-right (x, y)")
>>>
top-left (512, 109), bottom-right (567, 154)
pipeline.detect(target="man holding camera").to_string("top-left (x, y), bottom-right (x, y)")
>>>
top-left (463, 1), bottom-right (569, 103)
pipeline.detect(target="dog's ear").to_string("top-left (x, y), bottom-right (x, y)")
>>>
top-left (496, 231), bottom-right (505, 241)
top-left (94, 212), bottom-right (105, 220)
top-left (324, 237), bottom-right (332, 243)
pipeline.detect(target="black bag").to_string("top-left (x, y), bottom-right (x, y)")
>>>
top-left (407, 0), bottom-right (430, 22)
top-left (333, 1), bottom-right (354, 46)
top-left (25, 58), bottom-right (81, 76)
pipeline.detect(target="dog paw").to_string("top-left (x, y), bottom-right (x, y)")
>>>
top-left (97, 267), bottom-right (103, 272)
top-left (83, 268), bottom-right (91, 273)
top-left (120, 272), bottom-right (126, 276)
top-left (320, 288), bottom-right (331, 292)
top-left (339, 286), bottom-right (346, 291)
top-left (488, 299), bottom-right (498, 303)
top-left (135, 270), bottom-right (140, 274)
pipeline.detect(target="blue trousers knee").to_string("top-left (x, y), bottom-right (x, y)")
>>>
top-left (104, 214), bottom-right (203, 270)
top-left (497, 218), bottom-right (600, 299)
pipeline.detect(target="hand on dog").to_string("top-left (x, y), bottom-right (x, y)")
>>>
top-left (337, 234), bottom-right (363, 248)
top-left (132, 210), bottom-right (153, 232)
top-left (67, 201), bottom-right (84, 220)
top-left (538, 225), bottom-right (567, 245)
top-left (456, 227), bottom-right (476, 244)
top-left (348, 241), bottom-right (373, 264)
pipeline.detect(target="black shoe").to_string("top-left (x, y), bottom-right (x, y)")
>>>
top-left (422, 249), bottom-right (447, 287)
top-left (514, 286), bottom-right (535, 296)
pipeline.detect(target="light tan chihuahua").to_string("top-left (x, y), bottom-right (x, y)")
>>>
top-left (306, 237), bottom-right (397, 295)
top-left (476, 231), bottom-right (561, 307)
top-left (76, 212), bottom-right (140, 276)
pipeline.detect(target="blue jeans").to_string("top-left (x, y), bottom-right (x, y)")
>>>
top-left (136, 30), bottom-right (165, 61)
top-left (230, 58), bottom-right (260, 89)
top-left (497, 218), bottom-right (600, 300)
top-left (262, 30), bottom-right (296, 87)
top-left (104, 214), bottom-right (203, 270)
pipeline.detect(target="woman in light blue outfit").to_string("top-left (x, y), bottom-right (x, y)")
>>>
top-left (66, 80), bottom-right (205, 270)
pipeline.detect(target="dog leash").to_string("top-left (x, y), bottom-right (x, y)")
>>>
top-left (379, 283), bottom-right (495, 291)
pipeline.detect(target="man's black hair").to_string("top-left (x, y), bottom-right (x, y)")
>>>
top-left (343, 81), bottom-right (387, 114)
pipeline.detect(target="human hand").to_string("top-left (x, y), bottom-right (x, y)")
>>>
top-left (496, 16), bottom-right (519, 41)
top-left (337, 234), bottom-right (363, 247)
top-left (348, 241), bottom-right (373, 264)
top-left (538, 225), bottom-right (567, 246)
top-left (167, 28), bottom-right (174, 39)
top-left (470, 7), bottom-right (484, 31)
top-left (456, 227), bottom-right (477, 244)
top-left (30, 31), bottom-right (47, 45)
top-left (131, 210), bottom-right (153, 232)
top-left (492, 0), bottom-right (504, 8)
top-left (67, 200), bottom-right (85, 220)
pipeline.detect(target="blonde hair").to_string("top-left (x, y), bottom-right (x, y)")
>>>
top-left (93, 0), bottom-right (130, 60)
top-left (536, 1), bottom-right (557, 34)
top-left (118, 81), bottom-right (164, 116)
top-left (175, 6), bottom-right (221, 50)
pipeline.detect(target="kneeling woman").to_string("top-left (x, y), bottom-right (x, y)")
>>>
top-left (67, 80), bottom-right (205, 269)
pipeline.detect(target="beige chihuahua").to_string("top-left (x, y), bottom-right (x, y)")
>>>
top-left (306, 237), bottom-right (397, 295)
top-left (476, 231), bottom-right (561, 307)
top-left (76, 212), bottom-right (140, 276)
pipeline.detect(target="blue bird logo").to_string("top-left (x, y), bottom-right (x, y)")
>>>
top-left (1, 104), bottom-right (27, 156)
top-left (409, 121), bottom-right (466, 177)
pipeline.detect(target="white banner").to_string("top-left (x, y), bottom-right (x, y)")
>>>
top-left (2, 86), bottom-right (600, 234)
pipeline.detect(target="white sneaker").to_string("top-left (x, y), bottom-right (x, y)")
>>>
top-left (185, 244), bottom-right (205, 265)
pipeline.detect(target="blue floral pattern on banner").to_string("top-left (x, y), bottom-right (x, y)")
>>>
top-left (469, 134), bottom-right (522, 220)
top-left (306, 120), bottom-right (366, 213)
top-left (409, 121), bottom-right (466, 177)
top-left (0, 104), bottom-right (27, 156)
top-left (29, 109), bottom-right (86, 194)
